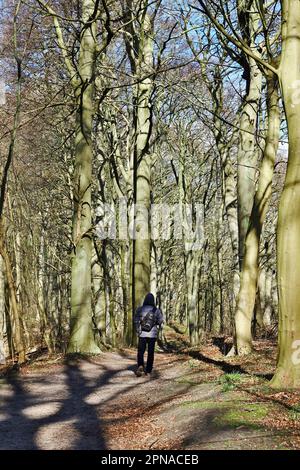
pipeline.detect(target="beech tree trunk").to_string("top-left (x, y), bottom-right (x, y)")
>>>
top-left (235, 74), bottom-right (280, 355)
top-left (132, 10), bottom-right (154, 311)
top-left (0, 223), bottom-right (25, 362)
top-left (0, 256), bottom-right (6, 364)
top-left (237, 1), bottom-right (262, 268)
top-left (68, 0), bottom-right (100, 353)
top-left (271, 0), bottom-right (300, 388)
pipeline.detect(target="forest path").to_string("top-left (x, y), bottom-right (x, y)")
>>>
top-left (0, 350), bottom-right (293, 450)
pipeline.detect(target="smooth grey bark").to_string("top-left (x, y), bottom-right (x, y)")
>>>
top-left (67, 0), bottom-right (100, 353)
top-left (235, 73), bottom-right (280, 355)
top-left (150, 243), bottom-right (157, 298)
top-left (236, 1), bottom-right (263, 268)
top-left (271, 0), bottom-right (300, 388)
top-left (0, 256), bottom-right (6, 364)
top-left (122, 1), bottom-right (155, 343)
top-left (132, 10), bottom-right (154, 312)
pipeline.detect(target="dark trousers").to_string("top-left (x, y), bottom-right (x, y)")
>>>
top-left (137, 337), bottom-right (156, 373)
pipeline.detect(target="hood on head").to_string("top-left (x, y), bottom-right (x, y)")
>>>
top-left (143, 293), bottom-right (156, 307)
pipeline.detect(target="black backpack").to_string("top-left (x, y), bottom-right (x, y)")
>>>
top-left (140, 307), bottom-right (157, 332)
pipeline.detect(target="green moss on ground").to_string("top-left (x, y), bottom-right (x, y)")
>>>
top-left (214, 403), bottom-right (270, 429)
top-left (181, 400), bottom-right (231, 410)
top-left (288, 404), bottom-right (300, 421)
top-left (181, 398), bottom-right (271, 429)
top-left (175, 376), bottom-right (201, 386)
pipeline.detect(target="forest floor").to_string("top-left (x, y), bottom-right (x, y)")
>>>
top-left (1, 326), bottom-right (300, 450)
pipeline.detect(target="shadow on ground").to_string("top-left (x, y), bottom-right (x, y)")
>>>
top-left (0, 351), bottom-right (151, 450)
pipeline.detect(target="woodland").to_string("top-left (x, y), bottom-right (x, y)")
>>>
top-left (1, 0), bottom-right (300, 451)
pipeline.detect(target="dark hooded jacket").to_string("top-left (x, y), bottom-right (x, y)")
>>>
top-left (134, 293), bottom-right (164, 338)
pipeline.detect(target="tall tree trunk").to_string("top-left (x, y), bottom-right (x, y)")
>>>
top-left (150, 242), bottom-right (157, 298)
top-left (37, 228), bottom-right (52, 351)
top-left (235, 73), bottom-right (280, 355)
top-left (237, 59), bottom-right (262, 267)
top-left (0, 255), bottom-right (6, 364)
top-left (215, 200), bottom-right (224, 334)
top-left (186, 249), bottom-right (201, 345)
top-left (0, 223), bottom-right (25, 362)
top-left (271, 0), bottom-right (300, 388)
top-left (221, 143), bottom-right (240, 303)
top-left (126, 238), bottom-right (134, 345)
top-left (0, 2), bottom-right (25, 363)
top-left (91, 255), bottom-right (105, 338)
top-left (212, 66), bottom-right (240, 304)
top-left (263, 267), bottom-right (273, 328)
top-left (132, 11), bottom-right (154, 311)
top-left (178, 141), bottom-right (203, 343)
top-left (237, 2), bottom-right (262, 267)
top-left (120, 241), bottom-right (129, 343)
top-left (124, 167), bottom-right (134, 345)
top-left (68, 0), bottom-right (100, 353)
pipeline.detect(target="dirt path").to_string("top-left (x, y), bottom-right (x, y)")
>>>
top-left (0, 350), bottom-right (297, 450)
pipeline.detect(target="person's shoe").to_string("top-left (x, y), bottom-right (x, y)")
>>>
top-left (135, 366), bottom-right (144, 377)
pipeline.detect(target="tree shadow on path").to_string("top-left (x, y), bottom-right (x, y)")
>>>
top-left (0, 352), bottom-right (145, 450)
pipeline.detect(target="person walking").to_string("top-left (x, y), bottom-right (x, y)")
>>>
top-left (134, 293), bottom-right (164, 377)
